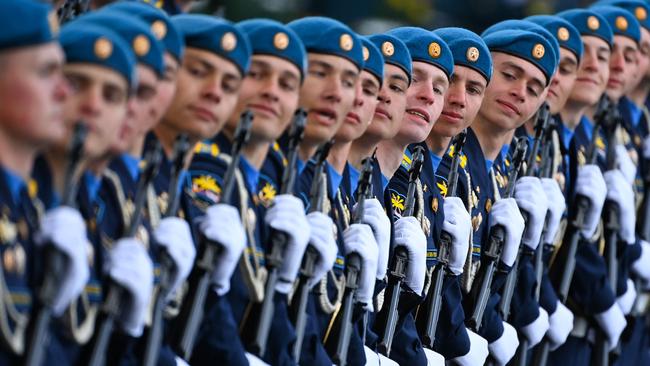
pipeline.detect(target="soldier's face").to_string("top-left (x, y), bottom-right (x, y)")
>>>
top-left (642, 28), bottom-right (650, 81)
top-left (365, 64), bottom-right (409, 141)
top-left (396, 61), bottom-right (449, 145)
top-left (227, 55), bottom-right (301, 143)
top-left (299, 53), bottom-right (358, 145)
top-left (569, 36), bottom-right (610, 108)
top-left (163, 48), bottom-right (242, 141)
top-left (337, 70), bottom-right (380, 143)
top-left (547, 48), bottom-right (579, 114)
top-left (63, 64), bottom-right (129, 159)
top-left (479, 52), bottom-right (547, 132)
top-left (0, 43), bottom-right (69, 148)
top-left (432, 65), bottom-right (487, 138)
top-left (606, 35), bottom-right (639, 101)
top-left (113, 64), bottom-right (159, 153)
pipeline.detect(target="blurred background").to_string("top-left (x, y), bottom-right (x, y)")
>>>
top-left (57, 0), bottom-right (597, 35)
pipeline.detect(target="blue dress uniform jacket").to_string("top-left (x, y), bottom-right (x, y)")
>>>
top-left (187, 134), bottom-right (297, 366)
top-left (437, 128), bottom-right (510, 343)
top-left (387, 142), bottom-right (471, 359)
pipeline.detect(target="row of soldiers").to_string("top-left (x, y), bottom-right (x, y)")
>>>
top-left (2, 0), bottom-right (650, 365)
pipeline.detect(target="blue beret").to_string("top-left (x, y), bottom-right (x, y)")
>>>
top-left (526, 15), bottom-right (584, 63)
top-left (171, 14), bottom-right (251, 76)
top-left (360, 37), bottom-right (384, 85)
top-left (482, 29), bottom-right (557, 85)
top-left (591, 5), bottom-right (642, 43)
top-left (60, 23), bottom-right (137, 89)
top-left (557, 9), bottom-right (614, 48)
top-left (236, 19), bottom-right (307, 80)
top-left (104, 1), bottom-right (184, 62)
top-left (75, 11), bottom-right (165, 77)
top-left (600, 0), bottom-right (650, 31)
top-left (0, 0), bottom-right (58, 51)
top-left (367, 34), bottom-right (412, 84)
top-left (386, 27), bottom-right (454, 80)
top-left (435, 27), bottom-right (492, 82)
top-left (482, 20), bottom-right (560, 69)
top-left (287, 17), bottom-right (364, 71)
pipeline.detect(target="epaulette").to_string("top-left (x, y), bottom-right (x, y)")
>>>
top-left (272, 142), bottom-right (288, 167)
top-left (400, 148), bottom-right (413, 171)
top-left (193, 141), bottom-right (220, 157)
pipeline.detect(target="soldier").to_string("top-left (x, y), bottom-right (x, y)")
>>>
top-left (0, 1), bottom-right (90, 364)
top-left (425, 26), bottom-right (494, 365)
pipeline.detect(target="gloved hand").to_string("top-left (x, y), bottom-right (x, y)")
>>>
top-left (488, 322), bottom-right (519, 366)
top-left (514, 177), bottom-right (549, 250)
top-left (343, 223), bottom-right (378, 309)
top-left (443, 197), bottom-right (471, 276)
top-left (617, 278), bottom-right (637, 315)
top-left (541, 178), bottom-right (566, 245)
top-left (356, 198), bottom-right (391, 280)
top-left (200, 204), bottom-right (246, 296)
top-left (604, 170), bottom-right (636, 245)
top-left (594, 302), bottom-right (627, 350)
top-left (378, 354), bottom-right (400, 366)
top-left (393, 216), bottom-right (427, 295)
top-left (245, 352), bottom-right (270, 366)
top-left (615, 144), bottom-right (637, 184)
top-left (153, 217), bottom-right (197, 301)
top-left (364, 346), bottom-right (380, 366)
top-left (108, 238), bottom-right (154, 337)
top-left (305, 212), bottom-right (338, 288)
top-left (489, 198), bottom-right (525, 267)
top-left (36, 206), bottom-right (90, 316)
top-left (633, 240), bottom-right (650, 281)
top-left (264, 194), bottom-right (310, 294)
top-left (521, 307), bottom-right (549, 348)
top-left (452, 329), bottom-right (489, 366)
top-left (575, 164), bottom-right (607, 239)
top-left (423, 348), bottom-right (445, 365)
top-left (547, 301), bottom-right (574, 350)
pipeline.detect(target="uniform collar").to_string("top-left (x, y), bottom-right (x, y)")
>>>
top-left (239, 156), bottom-right (260, 194)
top-left (119, 153), bottom-right (141, 182)
top-left (620, 96), bottom-right (642, 128)
top-left (430, 151), bottom-right (442, 174)
top-left (347, 162), bottom-right (360, 196)
top-left (579, 115), bottom-right (594, 142)
top-left (83, 171), bottom-right (102, 203)
top-left (1, 166), bottom-right (26, 206)
top-left (327, 162), bottom-right (343, 197)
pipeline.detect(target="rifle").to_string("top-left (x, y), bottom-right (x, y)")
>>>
top-left (499, 103), bottom-right (550, 322)
top-left (324, 156), bottom-right (373, 366)
top-left (87, 138), bottom-right (163, 366)
top-left (24, 122), bottom-right (87, 366)
top-left (377, 145), bottom-right (426, 357)
top-left (169, 111), bottom-right (253, 360)
top-left (416, 130), bottom-right (467, 348)
top-left (533, 95), bottom-right (612, 366)
top-left (466, 138), bottom-right (527, 332)
top-left (594, 105), bottom-right (621, 366)
top-left (142, 133), bottom-right (191, 366)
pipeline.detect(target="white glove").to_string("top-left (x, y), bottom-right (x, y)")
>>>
top-left (546, 301), bottom-right (574, 351)
top-left (488, 322), bottom-right (519, 366)
top-left (617, 278), bottom-right (637, 315)
top-left (108, 238), bottom-right (154, 337)
top-left (489, 198), bottom-right (525, 267)
top-left (633, 240), bottom-right (650, 281)
top-left (357, 198), bottom-right (391, 280)
top-left (305, 212), bottom-right (338, 288)
top-left (200, 204), bottom-right (246, 296)
top-left (541, 178), bottom-right (566, 245)
top-left (615, 144), bottom-right (637, 184)
top-left (423, 348), bottom-right (445, 365)
top-left (393, 217), bottom-right (427, 295)
top-left (36, 206), bottom-right (90, 316)
top-left (604, 170), bottom-right (636, 244)
top-left (379, 354), bottom-right (400, 366)
top-left (442, 197), bottom-right (471, 276)
top-left (594, 302), bottom-right (627, 350)
top-left (514, 177), bottom-right (549, 250)
top-left (153, 217), bottom-right (197, 301)
top-left (343, 223), bottom-right (378, 309)
top-left (452, 329), bottom-right (489, 366)
top-left (575, 164), bottom-right (607, 238)
top-left (245, 352), bottom-right (270, 366)
top-left (264, 194), bottom-right (310, 294)
top-left (521, 307), bottom-right (549, 348)
top-left (364, 346), bottom-right (380, 366)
